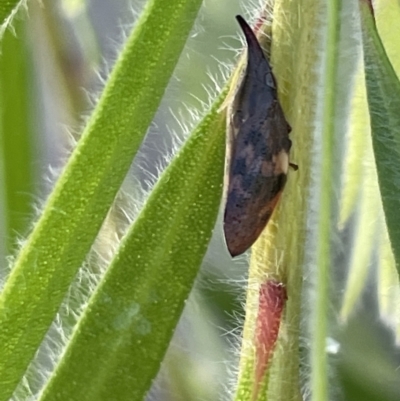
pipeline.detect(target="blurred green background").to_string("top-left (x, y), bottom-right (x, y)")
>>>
top-left (0, 1), bottom-right (399, 400)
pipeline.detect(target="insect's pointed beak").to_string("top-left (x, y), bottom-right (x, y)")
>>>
top-left (235, 15), bottom-right (271, 72)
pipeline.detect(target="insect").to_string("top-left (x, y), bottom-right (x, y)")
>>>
top-left (223, 15), bottom-right (295, 257)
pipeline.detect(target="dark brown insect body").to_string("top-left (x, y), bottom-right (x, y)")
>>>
top-left (223, 16), bottom-right (293, 257)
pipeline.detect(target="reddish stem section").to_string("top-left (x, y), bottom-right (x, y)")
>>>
top-left (254, 280), bottom-right (287, 398)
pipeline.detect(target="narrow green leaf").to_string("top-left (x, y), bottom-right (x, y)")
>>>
top-left (39, 96), bottom-right (226, 401)
top-left (359, 0), bottom-right (400, 277)
top-left (0, 1), bottom-right (203, 399)
top-left (338, 66), bottom-right (368, 228)
top-left (339, 64), bottom-right (376, 320)
top-left (311, 1), bottom-right (341, 399)
top-left (0, 16), bottom-right (35, 256)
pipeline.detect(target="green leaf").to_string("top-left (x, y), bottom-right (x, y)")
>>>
top-left (39, 95), bottom-right (226, 401)
top-left (0, 0), bottom-right (203, 399)
top-left (340, 164), bottom-right (378, 321)
top-left (359, 0), bottom-right (400, 277)
top-left (339, 65), bottom-right (378, 320)
top-left (338, 68), bottom-right (368, 228)
top-left (0, 15), bottom-right (35, 256)
top-left (309, 1), bottom-right (342, 399)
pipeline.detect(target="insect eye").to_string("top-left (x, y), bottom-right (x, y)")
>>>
top-left (265, 73), bottom-right (276, 89)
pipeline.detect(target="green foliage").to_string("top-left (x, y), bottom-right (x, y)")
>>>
top-left (39, 95), bottom-right (226, 401)
top-left (359, 0), bottom-right (400, 276)
top-left (0, 0), bottom-right (203, 399)
top-left (0, 16), bottom-right (34, 255)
